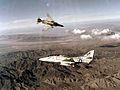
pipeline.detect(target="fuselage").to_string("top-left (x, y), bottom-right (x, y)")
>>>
top-left (42, 20), bottom-right (64, 27)
top-left (39, 55), bottom-right (70, 62)
top-left (39, 55), bottom-right (74, 66)
top-left (39, 50), bottom-right (94, 66)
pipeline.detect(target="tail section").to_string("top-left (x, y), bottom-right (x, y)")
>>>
top-left (37, 18), bottom-right (42, 24)
top-left (83, 50), bottom-right (94, 58)
top-left (81, 50), bottom-right (95, 64)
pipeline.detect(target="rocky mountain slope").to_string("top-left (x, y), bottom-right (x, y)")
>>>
top-left (0, 45), bottom-right (120, 90)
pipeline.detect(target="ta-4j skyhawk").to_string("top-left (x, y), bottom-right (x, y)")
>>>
top-left (39, 50), bottom-right (94, 67)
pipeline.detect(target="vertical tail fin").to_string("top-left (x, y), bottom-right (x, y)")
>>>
top-left (81, 50), bottom-right (95, 64)
top-left (84, 50), bottom-right (94, 58)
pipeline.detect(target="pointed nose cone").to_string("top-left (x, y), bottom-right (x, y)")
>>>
top-left (61, 25), bottom-right (64, 27)
top-left (39, 57), bottom-right (47, 61)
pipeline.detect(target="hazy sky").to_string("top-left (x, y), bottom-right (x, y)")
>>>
top-left (0, 0), bottom-right (120, 31)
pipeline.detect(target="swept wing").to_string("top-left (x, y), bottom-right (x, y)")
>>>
top-left (45, 14), bottom-right (54, 21)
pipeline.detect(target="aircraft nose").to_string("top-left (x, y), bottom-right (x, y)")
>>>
top-left (39, 58), bottom-right (46, 61)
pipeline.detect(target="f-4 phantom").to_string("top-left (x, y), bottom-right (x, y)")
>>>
top-left (37, 14), bottom-right (64, 30)
top-left (39, 50), bottom-right (95, 67)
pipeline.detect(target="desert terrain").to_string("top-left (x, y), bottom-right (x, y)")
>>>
top-left (0, 21), bottom-right (120, 90)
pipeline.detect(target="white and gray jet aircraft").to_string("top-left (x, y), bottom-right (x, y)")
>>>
top-left (39, 50), bottom-right (94, 67)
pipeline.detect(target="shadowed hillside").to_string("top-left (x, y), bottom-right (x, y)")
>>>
top-left (0, 44), bottom-right (120, 90)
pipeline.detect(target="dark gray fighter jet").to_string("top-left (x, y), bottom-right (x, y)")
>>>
top-left (37, 14), bottom-right (64, 30)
